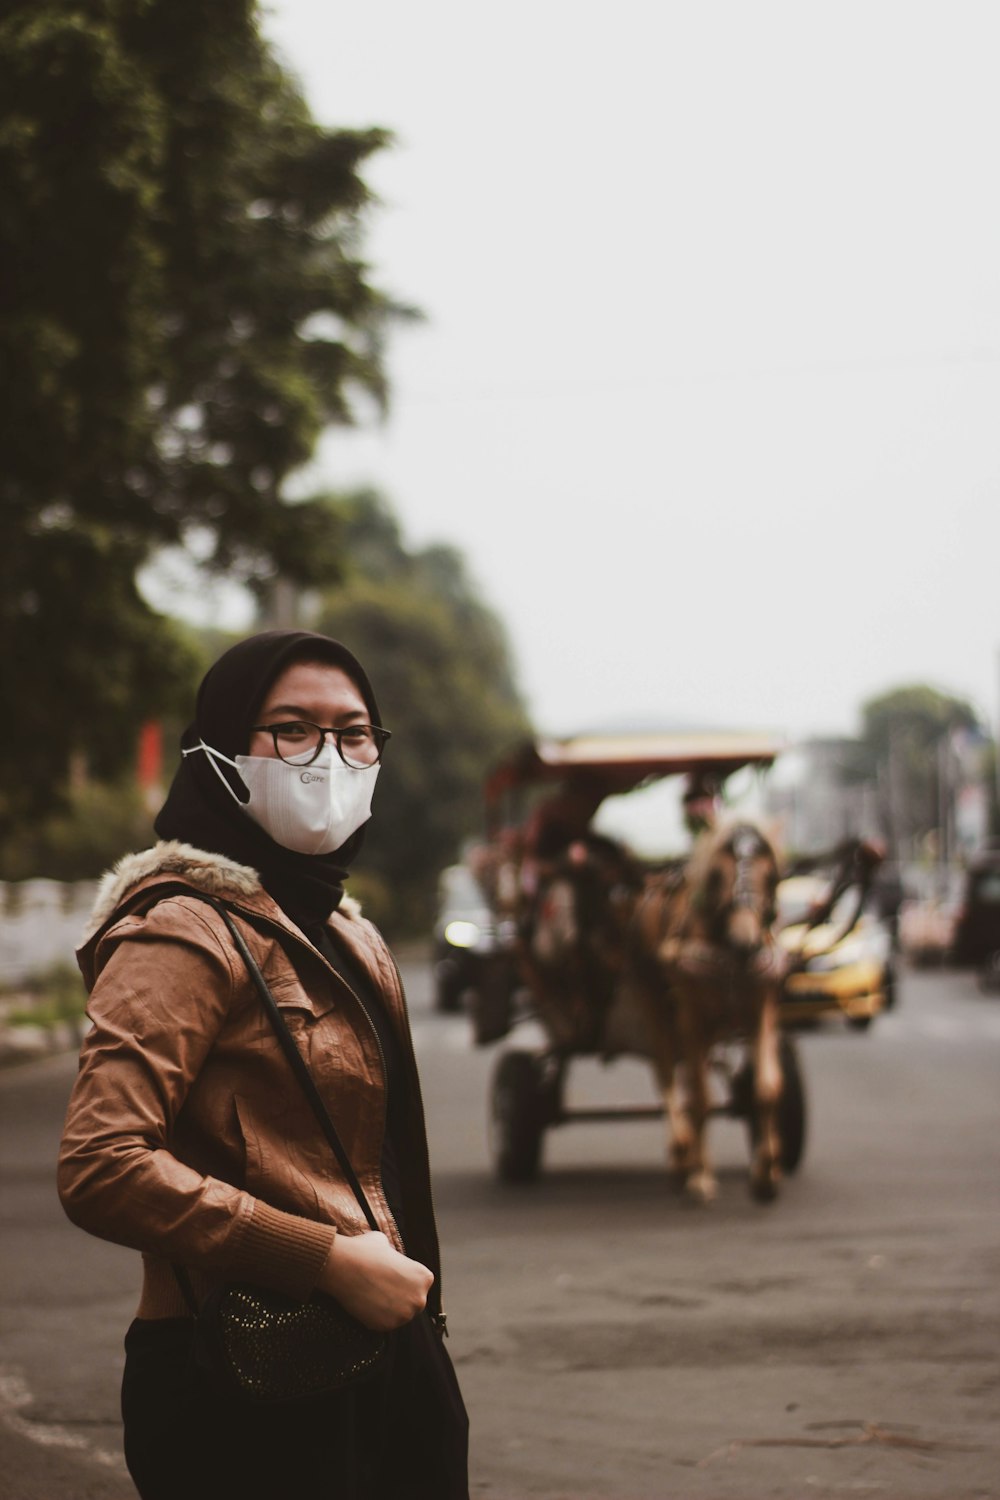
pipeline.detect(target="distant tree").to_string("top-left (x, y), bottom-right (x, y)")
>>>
top-left (0, 775), bottom-right (157, 885)
top-left (859, 684), bottom-right (982, 856)
top-left (0, 0), bottom-right (399, 835)
top-left (315, 492), bottom-right (530, 931)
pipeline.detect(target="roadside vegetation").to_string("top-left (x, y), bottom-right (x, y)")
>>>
top-left (3, 962), bottom-right (86, 1027)
top-left (1, 1), bottom-right (529, 934)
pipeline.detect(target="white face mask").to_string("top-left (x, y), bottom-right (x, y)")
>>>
top-left (184, 741), bottom-right (379, 856)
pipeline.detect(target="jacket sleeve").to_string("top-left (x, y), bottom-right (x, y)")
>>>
top-left (57, 897), bottom-right (335, 1300)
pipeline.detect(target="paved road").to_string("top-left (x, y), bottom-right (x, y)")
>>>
top-left (1, 960), bottom-right (998, 1499)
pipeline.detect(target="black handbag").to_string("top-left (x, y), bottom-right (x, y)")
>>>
top-left (172, 895), bottom-right (388, 1404)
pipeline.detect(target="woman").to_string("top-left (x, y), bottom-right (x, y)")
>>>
top-left (58, 630), bottom-right (469, 1500)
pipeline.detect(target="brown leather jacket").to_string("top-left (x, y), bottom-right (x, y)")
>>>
top-left (58, 841), bottom-right (443, 1323)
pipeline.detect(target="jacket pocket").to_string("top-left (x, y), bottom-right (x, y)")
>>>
top-left (256, 936), bottom-right (337, 1021)
top-left (232, 1093), bottom-right (325, 1222)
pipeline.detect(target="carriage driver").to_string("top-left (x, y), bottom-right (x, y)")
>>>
top-left (682, 772), bottom-right (722, 839)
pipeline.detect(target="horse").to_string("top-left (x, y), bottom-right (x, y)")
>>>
top-left (629, 820), bottom-right (786, 1204)
top-left (516, 831), bottom-right (642, 1052)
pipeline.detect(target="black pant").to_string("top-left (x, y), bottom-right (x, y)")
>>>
top-left (121, 1314), bottom-right (469, 1500)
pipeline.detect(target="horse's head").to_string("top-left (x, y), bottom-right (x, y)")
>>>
top-left (692, 822), bottom-right (779, 958)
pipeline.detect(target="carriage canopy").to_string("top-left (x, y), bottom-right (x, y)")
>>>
top-left (485, 730), bottom-right (786, 807)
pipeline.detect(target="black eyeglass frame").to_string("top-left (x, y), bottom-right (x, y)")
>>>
top-left (249, 721), bottom-right (392, 768)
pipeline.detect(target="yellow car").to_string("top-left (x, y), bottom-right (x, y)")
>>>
top-left (776, 876), bottom-right (895, 1030)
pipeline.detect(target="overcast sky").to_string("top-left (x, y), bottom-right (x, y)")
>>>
top-left (256, 0), bottom-right (999, 744)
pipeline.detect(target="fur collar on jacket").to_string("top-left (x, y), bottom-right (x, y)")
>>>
top-left (84, 840), bottom-right (361, 943)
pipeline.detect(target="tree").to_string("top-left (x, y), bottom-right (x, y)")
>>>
top-left (0, 0), bottom-right (398, 833)
top-left (859, 684), bottom-right (982, 858)
top-left (315, 492), bottom-right (530, 932)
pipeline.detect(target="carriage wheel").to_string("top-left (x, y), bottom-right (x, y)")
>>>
top-left (490, 1050), bottom-right (559, 1183)
top-left (741, 1034), bottom-right (807, 1175)
top-left (469, 957), bottom-right (518, 1047)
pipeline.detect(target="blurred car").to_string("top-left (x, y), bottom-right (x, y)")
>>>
top-left (432, 863), bottom-right (518, 1017)
top-left (898, 896), bottom-right (961, 966)
top-left (950, 848), bottom-right (1000, 973)
top-left (776, 876), bottom-right (895, 1030)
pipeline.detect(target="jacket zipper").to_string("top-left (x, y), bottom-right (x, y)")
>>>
top-left (384, 947), bottom-right (448, 1336)
top-left (295, 927), bottom-right (449, 1335)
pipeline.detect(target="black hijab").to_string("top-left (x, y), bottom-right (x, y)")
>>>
top-left (155, 630), bottom-right (381, 927)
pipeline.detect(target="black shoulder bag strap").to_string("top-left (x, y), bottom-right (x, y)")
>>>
top-left (207, 895), bottom-right (379, 1230)
top-left (162, 888), bottom-right (380, 1313)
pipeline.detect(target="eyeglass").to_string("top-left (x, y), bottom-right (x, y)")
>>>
top-left (249, 721), bottom-right (392, 769)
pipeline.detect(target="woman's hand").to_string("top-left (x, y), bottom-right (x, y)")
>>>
top-left (318, 1230), bottom-right (433, 1331)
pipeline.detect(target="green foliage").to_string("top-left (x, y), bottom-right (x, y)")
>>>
top-left (1, 0), bottom-right (397, 833)
top-left (860, 684), bottom-right (979, 760)
top-left (3, 961), bottom-right (88, 1027)
top-left (315, 493), bottom-right (531, 933)
top-left (0, 773), bottom-right (158, 882)
top-left (859, 683), bottom-right (983, 852)
top-left (1, 521), bottom-right (205, 837)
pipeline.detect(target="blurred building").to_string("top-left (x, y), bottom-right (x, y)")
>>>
top-left (764, 737), bottom-right (880, 855)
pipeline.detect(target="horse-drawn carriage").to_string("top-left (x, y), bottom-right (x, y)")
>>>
top-left (466, 731), bottom-right (876, 1204)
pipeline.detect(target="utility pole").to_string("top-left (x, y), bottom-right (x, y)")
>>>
top-left (995, 648), bottom-right (1000, 836)
top-left (937, 732), bottom-right (951, 894)
top-left (886, 726), bottom-right (905, 871)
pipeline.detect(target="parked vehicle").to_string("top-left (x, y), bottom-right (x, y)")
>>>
top-left (951, 848), bottom-right (1000, 989)
top-left (896, 847), bottom-right (1000, 982)
top-left (431, 863), bottom-right (518, 1021)
top-left (898, 896), bottom-right (961, 967)
top-left (777, 876), bottom-right (895, 1029)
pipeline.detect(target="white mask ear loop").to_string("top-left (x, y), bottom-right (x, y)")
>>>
top-left (182, 740), bottom-right (248, 805)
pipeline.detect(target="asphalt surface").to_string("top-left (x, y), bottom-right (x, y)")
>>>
top-left (1, 957), bottom-right (998, 1499)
